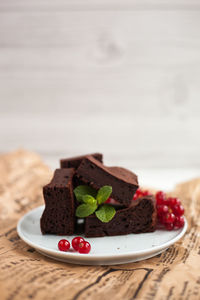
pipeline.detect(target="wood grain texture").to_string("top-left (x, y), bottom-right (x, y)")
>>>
top-left (1, 0), bottom-right (200, 11)
top-left (0, 1), bottom-right (200, 168)
top-left (0, 150), bottom-right (200, 300)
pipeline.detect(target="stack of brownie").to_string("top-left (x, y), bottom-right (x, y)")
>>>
top-left (40, 153), bottom-right (157, 237)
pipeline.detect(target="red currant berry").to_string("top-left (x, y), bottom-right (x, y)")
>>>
top-left (167, 197), bottom-right (176, 207)
top-left (105, 197), bottom-right (111, 203)
top-left (168, 197), bottom-right (181, 208)
top-left (78, 241), bottom-right (91, 254)
top-left (175, 198), bottom-right (181, 206)
top-left (136, 188), bottom-right (142, 195)
top-left (165, 223), bottom-right (174, 231)
top-left (58, 239), bottom-right (70, 252)
top-left (106, 198), bottom-right (117, 204)
top-left (133, 189), bottom-right (141, 200)
top-left (160, 213), bottom-right (168, 224)
top-left (157, 205), bottom-right (169, 216)
top-left (72, 236), bottom-right (85, 251)
top-left (172, 204), bottom-right (184, 216)
top-left (163, 212), bottom-right (175, 224)
top-left (157, 214), bottom-right (163, 223)
top-left (156, 191), bottom-right (166, 205)
top-left (174, 216), bottom-right (184, 228)
top-left (142, 190), bottom-right (150, 196)
top-left (133, 194), bottom-right (138, 200)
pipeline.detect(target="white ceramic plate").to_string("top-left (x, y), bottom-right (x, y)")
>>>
top-left (17, 205), bottom-right (187, 265)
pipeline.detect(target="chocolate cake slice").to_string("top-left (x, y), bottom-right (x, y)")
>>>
top-left (40, 168), bottom-right (75, 235)
top-left (60, 153), bottom-right (103, 169)
top-left (84, 195), bottom-right (157, 237)
top-left (76, 156), bottom-right (139, 206)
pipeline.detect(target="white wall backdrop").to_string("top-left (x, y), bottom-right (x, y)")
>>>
top-left (0, 0), bottom-right (200, 170)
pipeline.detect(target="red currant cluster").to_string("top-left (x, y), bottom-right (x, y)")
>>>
top-left (107, 189), bottom-right (151, 203)
top-left (58, 237), bottom-right (91, 254)
top-left (133, 188), bottom-right (150, 200)
top-left (156, 191), bottom-right (185, 230)
top-left (133, 188), bottom-right (185, 231)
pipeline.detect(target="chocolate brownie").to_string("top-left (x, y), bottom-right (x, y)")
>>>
top-left (76, 156), bottom-right (139, 206)
top-left (40, 168), bottom-right (75, 235)
top-left (84, 195), bottom-right (157, 237)
top-left (60, 153), bottom-right (103, 169)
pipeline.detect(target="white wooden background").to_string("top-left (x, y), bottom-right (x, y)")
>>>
top-left (0, 0), bottom-right (200, 186)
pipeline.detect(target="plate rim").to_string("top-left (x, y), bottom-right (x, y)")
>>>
top-left (17, 205), bottom-right (188, 261)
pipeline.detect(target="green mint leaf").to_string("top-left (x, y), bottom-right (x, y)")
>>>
top-left (76, 203), bottom-right (97, 218)
top-left (96, 185), bottom-right (112, 205)
top-left (82, 195), bottom-right (97, 205)
top-left (74, 185), bottom-right (97, 202)
top-left (95, 204), bottom-right (116, 223)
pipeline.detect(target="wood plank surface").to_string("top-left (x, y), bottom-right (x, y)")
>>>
top-left (0, 1), bottom-right (200, 168)
top-left (1, 0), bottom-right (200, 11)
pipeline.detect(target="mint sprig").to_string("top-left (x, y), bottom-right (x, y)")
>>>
top-left (96, 186), bottom-right (112, 205)
top-left (82, 195), bottom-right (97, 205)
top-left (74, 185), bottom-right (97, 202)
top-left (95, 204), bottom-right (116, 223)
top-left (76, 203), bottom-right (97, 218)
top-left (74, 185), bottom-right (115, 223)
